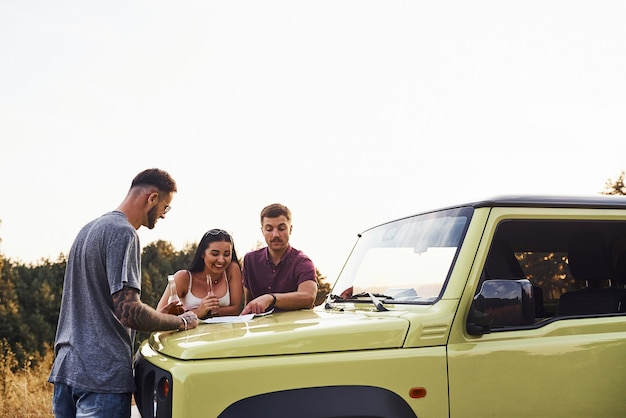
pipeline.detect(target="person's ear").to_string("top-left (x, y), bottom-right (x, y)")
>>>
top-left (148, 192), bottom-right (159, 207)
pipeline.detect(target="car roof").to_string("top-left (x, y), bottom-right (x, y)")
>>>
top-left (360, 194), bottom-right (626, 235)
top-left (469, 194), bottom-right (626, 210)
top-left (359, 195), bottom-right (626, 253)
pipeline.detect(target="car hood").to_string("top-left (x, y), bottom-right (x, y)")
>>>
top-left (146, 309), bottom-right (410, 360)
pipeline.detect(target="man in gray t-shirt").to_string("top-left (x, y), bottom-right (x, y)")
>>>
top-left (48, 168), bottom-right (198, 418)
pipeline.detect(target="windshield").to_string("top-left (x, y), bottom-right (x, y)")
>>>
top-left (330, 206), bottom-right (473, 304)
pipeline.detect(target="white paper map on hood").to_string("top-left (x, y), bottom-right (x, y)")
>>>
top-left (201, 309), bottom-right (274, 324)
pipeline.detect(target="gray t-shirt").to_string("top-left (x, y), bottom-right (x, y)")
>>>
top-left (48, 211), bottom-right (141, 393)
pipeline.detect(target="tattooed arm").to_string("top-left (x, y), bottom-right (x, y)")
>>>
top-left (112, 286), bottom-right (198, 332)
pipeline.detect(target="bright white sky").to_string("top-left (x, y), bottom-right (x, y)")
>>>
top-left (1, 1), bottom-right (625, 282)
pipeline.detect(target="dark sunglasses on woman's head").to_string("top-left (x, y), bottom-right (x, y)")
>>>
top-left (206, 229), bottom-right (230, 236)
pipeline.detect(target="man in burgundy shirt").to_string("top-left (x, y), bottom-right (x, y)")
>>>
top-left (241, 203), bottom-right (317, 314)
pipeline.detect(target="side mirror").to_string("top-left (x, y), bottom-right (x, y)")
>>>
top-left (467, 279), bottom-right (535, 335)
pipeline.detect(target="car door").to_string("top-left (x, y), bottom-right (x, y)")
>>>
top-left (447, 211), bottom-right (626, 417)
top-left (448, 317), bottom-right (626, 417)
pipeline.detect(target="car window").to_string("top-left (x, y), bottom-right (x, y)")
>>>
top-left (470, 219), bottom-right (626, 331)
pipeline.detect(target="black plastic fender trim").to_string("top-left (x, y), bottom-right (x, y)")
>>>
top-left (217, 385), bottom-right (418, 418)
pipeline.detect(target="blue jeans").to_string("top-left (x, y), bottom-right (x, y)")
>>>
top-left (52, 382), bottom-right (132, 418)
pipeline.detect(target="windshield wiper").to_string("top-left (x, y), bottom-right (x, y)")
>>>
top-left (367, 292), bottom-right (389, 312)
top-left (327, 292), bottom-right (391, 311)
top-left (350, 292), bottom-right (394, 300)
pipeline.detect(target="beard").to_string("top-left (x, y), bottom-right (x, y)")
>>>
top-left (146, 206), bottom-right (159, 229)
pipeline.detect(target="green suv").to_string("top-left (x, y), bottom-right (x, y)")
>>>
top-left (134, 195), bottom-right (626, 417)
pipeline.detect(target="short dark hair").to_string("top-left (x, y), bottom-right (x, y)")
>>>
top-left (188, 229), bottom-right (240, 272)
top-left (131, 168), bottom-right (177, 194)
top-left (260, 203), bottom-right (291, 223)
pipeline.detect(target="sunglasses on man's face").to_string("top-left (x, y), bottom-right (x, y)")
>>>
top-left (157, 196), bottom-right (171, 214)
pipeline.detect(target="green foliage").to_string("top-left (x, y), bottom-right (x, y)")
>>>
top-left (602, 170), bottom-right (626, 195)
top-left (1, 257), bottom-right (65, 369)
top-left (135, 240), bottom-right (196, 348)
top-left (315, 267), bottom-right (331, 306)
top-left (0, 241), bottom-right (198, 369)
top-left (0, 261), bottom-right (31, 368)
top-left (141, 240), bottom-right (197, 306)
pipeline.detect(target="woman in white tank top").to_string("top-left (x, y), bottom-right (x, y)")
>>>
top-left (157, 229), bottom-right (243, 318)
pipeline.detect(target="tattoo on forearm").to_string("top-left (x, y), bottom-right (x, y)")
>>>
top-left (112, 287), bottom-right (180, 332)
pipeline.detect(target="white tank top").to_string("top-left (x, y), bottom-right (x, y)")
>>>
top-left (181, 270), bottom-right (231, 309)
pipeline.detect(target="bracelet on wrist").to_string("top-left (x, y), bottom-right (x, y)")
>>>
top-left (180, 316), bottom-right (188, 331)
top-left (268, 293), bottom-right (277, 310)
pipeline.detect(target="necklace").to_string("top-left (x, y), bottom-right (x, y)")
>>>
top-left (206, 274), bottom-right (220, 285)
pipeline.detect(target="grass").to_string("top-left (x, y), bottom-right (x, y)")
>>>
top-left (0, 348), bottom-right (139, 418)
top-left (0, 348), bottom-right (54, 418)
